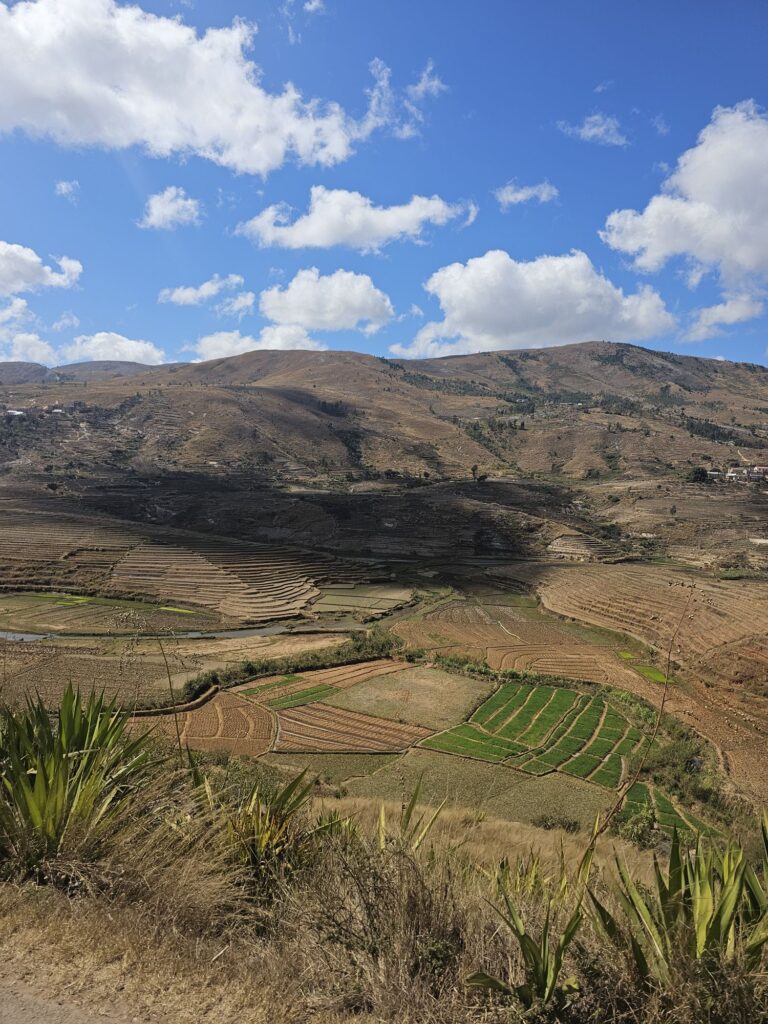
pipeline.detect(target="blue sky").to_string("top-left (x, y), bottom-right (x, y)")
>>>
top-left (1, 0), bottom-right (767, 366)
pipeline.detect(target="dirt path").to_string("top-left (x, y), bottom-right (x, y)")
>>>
top-left (0, 973), bottom-right (136, 1024)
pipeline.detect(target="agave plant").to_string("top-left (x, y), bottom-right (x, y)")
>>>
top-left (0, 687), bottom-right (154, 878)
top-left (194, 767), bottom-right (348, 904)
top-left (377, 776), bottom-right (445, 853)
top-left (589, 823), bottom-right (768, 985)
top-left (467, 891), bottom-right (583, 1008)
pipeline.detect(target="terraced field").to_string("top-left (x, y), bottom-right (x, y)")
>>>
top-left (394, 598), bottom-right (643, 687)
top-left (142, 690), bottom-right (273, 756)
top-left (497, 562), bottom-right (768, 685)
top-left (0, 591), bottom-right (218, 634)
top-left (273, 704), bottom-right (431, 753)
top-left (310, 583), bottom-right (412, 617)
top-left (0, 497), bottom-right (397, 626)
top-left (422, 682), bottom-right (645, 789)
top-left (622, 782), bottom-right (720, 837)
top-left (236, 659), bottom-right (404, 707)
top-left (0, 631), bottom-right (340, 707)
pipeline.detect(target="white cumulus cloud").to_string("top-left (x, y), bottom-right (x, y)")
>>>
top-left (216, 291), bottom-right (256, 319)
top-left (158, 273), bottom-right (243, 306)
top-left (3, 331), bottom-right (57, 364)
top-left (601, 101), bottom-right (768, 342)
top-left (686, 295), bottom-right (765, 342)
top-left (193, 326), bottom-right (324, 361)
top-left (0, 240), bottom-right (82, 297)
top-left (139, 186), bottom-right (201, 230)
top-left (0, 1), bottom-right (441, 176)
top-left (602, 102), bottom-right (768, 285)
top-left (260, 267), bottom-right (393, 333)
top-left (237, 185), bottom-right (470, 252)
top-left (61, 331), bottom-right (165, 364)
top-left (558, 113), bottom-right (628, 146)
top-left (495, 180), bottom-right (559, 209)
top-left (391, 249), bottom-right (674, 357)
top-left (0, 297), bottom-right (30, 329)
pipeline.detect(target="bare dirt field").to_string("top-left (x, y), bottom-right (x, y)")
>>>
top-left (142, 690), bottom-right (273, 757)
top-left (273, 703), bottom-right (432, 753)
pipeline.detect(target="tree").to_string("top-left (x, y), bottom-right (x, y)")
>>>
top-left (687, 466), bottom-right (709, 484)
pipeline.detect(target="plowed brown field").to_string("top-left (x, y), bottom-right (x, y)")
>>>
top-left (395, 600), bottom-right (640, 687)
top-left (273, 704), bottom-right (431, 753)
top-left (140, 691), bottom-right (273, 756)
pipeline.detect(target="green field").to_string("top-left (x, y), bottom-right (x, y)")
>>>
top-left (634, 664), bottom-right (669, 683)
top-left (265, 684), bottom-right (339, 709)
top-left (423, 681), bottom-right (646, 789)
top-left (620, 782), bottom-right (719, 837)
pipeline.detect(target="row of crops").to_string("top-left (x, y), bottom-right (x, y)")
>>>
top-left (421, 682), bottom-right (645, 789)
top-left (242, 675), bottom-right (340, 710)
top-left (623, 782), bottom-right (719, 837)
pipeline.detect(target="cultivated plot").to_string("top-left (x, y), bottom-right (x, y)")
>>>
top-left (394, 596), bottom-right (645, 688)
top-left (139, 690), bottom-right (273, 757)
top-left (422, 682), bottom-right (645, 789)
top-left (273, 703), bottom-right (431, 753)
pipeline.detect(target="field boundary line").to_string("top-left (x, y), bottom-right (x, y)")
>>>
top-left (131, 684), bottom-right (219, 717)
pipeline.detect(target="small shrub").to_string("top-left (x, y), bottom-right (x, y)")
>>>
top-left (533, 814), bottom-right (581, 834)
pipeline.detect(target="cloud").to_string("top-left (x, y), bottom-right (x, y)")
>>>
top-left (652, 114), bottom-right (670, 136)
top-left (237, 186), bottom-right (470, 252)
top-left (0, 240), bottom-right (82, 297)
top-left (61, 331), bottom-right (165, 364)
top-left (193, 325), bottom-right (324, 361)
top-left (405, 59), bottom-right (447, 106)
top-left (602, 102), bottom-right (768, 342)
top-left (0, 1), bottom-right (441, 176)
top-left (304, 0), bottom-right (324, 12)
top-left (3, 331), bottom-right (57, 364)
top-left (558, 113), bottom-right (628, 146)
top-left (391, 249), bottom-right (674, 357)
top-left (139, 186), bottom-right (201, 230)
top-left (216, 291), bottom-right (256, 319)
top-left (495, 180), bottom-right (559, 209)
top-left (260, 267), bottom-right (393, 333)
top-left (602, 102), bottom-right (768, 287)
top-left (0, 297), bottom-right (30, 329)
top-left (686, 295), bottom-right (764, 341)
top-left (52, 310), bottom-right (80, 331)
top-left (54, 179), bottom-right (79, 202)
top-left (594, 80), bottom-right (614, 94)
top-left (158, 272), bottom-right (243, 306)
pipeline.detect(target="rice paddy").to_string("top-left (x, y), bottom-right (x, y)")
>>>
top-left (422, 682), bottom-right (646, 789)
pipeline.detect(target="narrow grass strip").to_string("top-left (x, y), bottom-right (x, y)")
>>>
top-left (266, 684), bottom-right (338, 709)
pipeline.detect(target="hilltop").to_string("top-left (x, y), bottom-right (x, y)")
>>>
top-left (2, 342), bottom-right (767, 485)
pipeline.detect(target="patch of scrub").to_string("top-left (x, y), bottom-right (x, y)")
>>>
top-left (345, 748), bottom-right (611, 829)
top-left (323, 666), bottom-right (495, 731)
